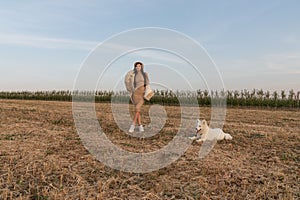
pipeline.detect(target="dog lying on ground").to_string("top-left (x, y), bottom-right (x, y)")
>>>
top-left (189, 119), bottom-right (233, 142)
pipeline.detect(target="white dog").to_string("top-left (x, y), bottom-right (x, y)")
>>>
top-left (189, 119), bottom-right (233, 142)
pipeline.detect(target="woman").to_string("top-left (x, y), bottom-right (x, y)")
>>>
top-left (128, 61), bottom-right (150, 133)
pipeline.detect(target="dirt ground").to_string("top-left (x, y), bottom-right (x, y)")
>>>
top-left (0, 99), bottom-right (299, 200)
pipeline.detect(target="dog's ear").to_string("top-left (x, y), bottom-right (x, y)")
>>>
top-left (202, 120), bottom-right (207, 125)
top-left (195, 119), bottom-right (201, 127)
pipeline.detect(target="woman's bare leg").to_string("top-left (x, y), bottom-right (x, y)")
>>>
top-left (137, 112), bottom-right (141, 125)
top-left (132, 111), bottom-right (140, 125)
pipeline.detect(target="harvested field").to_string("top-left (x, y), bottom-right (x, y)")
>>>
top-left (0, 99), bottom-right (299, 199)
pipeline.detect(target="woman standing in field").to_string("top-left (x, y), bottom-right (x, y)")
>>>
top-left (125, 61), bottom-right (150, 133)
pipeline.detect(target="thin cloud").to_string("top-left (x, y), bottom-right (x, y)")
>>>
top-left (265, 53), bottom-right (300, 74)
top-left (282, 35), bottom-right (299, 45)
top-left (0, 33), bottom-right (98, 50)
top-left (221, 53), bottom-right (300, 75)
top-left (103, 42), bottom-right (187, 64)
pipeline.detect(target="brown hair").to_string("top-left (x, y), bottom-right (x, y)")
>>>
top-left (133, 61), bottom-right (146, 88)
top-left (133, 61), bottom-right (144, 73)
top-left (134, 61), bottom-right (143, 68)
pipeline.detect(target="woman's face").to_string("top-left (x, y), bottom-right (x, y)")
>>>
top-left (135, 64), bottom-right (142, 71)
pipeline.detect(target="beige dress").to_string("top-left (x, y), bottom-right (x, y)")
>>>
top-left (132, 72), bottom-right (149, 112)
top-left (133, 86), bottom-right (145, 112)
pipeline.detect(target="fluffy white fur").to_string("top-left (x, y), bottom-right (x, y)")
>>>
top-left (190, 119), bottom-right (233, 142)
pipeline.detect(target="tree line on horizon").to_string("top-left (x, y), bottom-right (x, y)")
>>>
top-left (0, 89), bottom-right (299, 108)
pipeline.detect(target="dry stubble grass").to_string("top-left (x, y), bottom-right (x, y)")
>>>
top-left (0, 99), bottom-right (299, 200)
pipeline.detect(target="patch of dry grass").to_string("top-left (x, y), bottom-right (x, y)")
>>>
top-left (0, 100), bottom-right (299, 199)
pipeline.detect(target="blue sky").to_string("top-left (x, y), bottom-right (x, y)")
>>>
top-left (0, 0), bottom-right (299, 91)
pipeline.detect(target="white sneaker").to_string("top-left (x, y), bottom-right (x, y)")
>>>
top-left (139, 125), bottom-right (144, 132)
top-left (129, 125), bottom-right (135, 133)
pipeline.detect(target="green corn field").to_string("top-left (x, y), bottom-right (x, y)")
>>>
top-left (0, 89), bottom-right (299, 108)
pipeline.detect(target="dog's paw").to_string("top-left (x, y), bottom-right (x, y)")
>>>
top-left (188, 136), bottom-right (197, 140)
top-left (196, 139), bottom-right (204, 143)
top-left (224, 134), bottom-right (233, 140)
